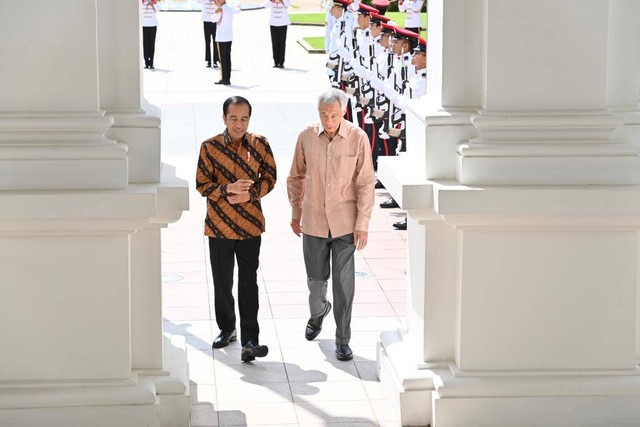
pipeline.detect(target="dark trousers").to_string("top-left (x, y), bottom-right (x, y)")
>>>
top-left (203, 21), bottom-right (219, 64)
top-left (208, 236), bottom-right (261, 346)
top-left (378, 136), bottom-right (398, 158)
top-left (363, 121), bottom-right (378, 170)
top-left (142, 26), bottom-right (157, 67)
top-left (217, 41), bottom-right (232, 83)
top-left (270, 25), bottom-right (288, 66)
top-left (356, 107), bottom-right (365, 129)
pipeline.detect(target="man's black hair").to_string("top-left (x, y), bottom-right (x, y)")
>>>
top-left (223, 96), bottom-right (252, 117)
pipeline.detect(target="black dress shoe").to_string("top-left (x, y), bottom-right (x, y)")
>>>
top-left (149, 64), bottom-right (154, 69)
top-left (212, 330), bottom-right (237, 349)
top-left (305, 301), bottom-right (332, 341)
top-left (213, 62), bottom-right (219, 68)
top-left (214, 80), bottom-right (231, 85)
top-left (206, 62), bottom-right (212, 68)
top-left (375, 179), bottom-right (385, 189)
top-left (277, 64), bottom-right (284, 68)
top-left (336, 344), bottom-right (353, 361)
top-left (380, 197), bottom-right (399, 209)
top-left (241, 340), bottom-right (269, 362)
top-left (393, 218), bottom-right (407, 230)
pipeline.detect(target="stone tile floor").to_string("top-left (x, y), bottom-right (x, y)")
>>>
top-left (146, 8), bottom-right (408, 426)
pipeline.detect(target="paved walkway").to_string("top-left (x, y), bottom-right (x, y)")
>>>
top-left (145, 9), bottom-right (408, 427)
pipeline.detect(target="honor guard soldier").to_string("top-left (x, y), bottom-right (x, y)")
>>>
top-left (363, 13), bottom-right (391, 171)
top-left (383, 36), bottom-right (426, 229)
top-left (369, 12), bottom-right (391, 55)
top-left (212, 0), bottom-right (240, 86)
top-left (398, 0), bottom-right (424, 35)
top-left (265, 0), bottom-right (291, 68)
top-left (385, 35), bottom-right (426, 111)
top-left (141, 0), bottom-right (159, 69)
top-left (327, 0), bottom-right (358, 121)
top-left (374, 26), bottom-right (418, 209)
top-left (369, 21), bottom-right (396, 174)
top-left (385, 27), bottom-right (418, 154)
top-left (349, 3), bottom-right (379, 130)
top-left (199, 0), bottom-right (220, 68)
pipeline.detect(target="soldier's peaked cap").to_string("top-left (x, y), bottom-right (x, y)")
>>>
top-left (413, 36), bottom-right (427, 53)
top-left (332, 0), bottom-right (352, 8)
top-left (357, 3), bottom-right (378, 15)
top-left (392, 27), bottom-right (420, 50)
top-left (392, 27), bottom-right (420, 40)
top-left (380, 22), bottom-right (396, 34)
top-left (370, 13), bottom-right (391, 24)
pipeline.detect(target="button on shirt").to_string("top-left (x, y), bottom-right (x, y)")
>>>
top-left (287, 120), bottom-right (375, 239)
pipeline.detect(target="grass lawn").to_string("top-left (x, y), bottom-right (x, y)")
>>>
top-left (302, 36), bottom-right (326, 50)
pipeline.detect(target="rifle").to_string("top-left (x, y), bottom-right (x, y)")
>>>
top-left (387, 53), bottom-right (406, 138)
top-left (358, 33), bottom-right (375, 108)
top-left (372, 49), bottom-right (394, 121)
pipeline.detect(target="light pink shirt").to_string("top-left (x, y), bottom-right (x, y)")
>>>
top-left (287, 119), bottom-right (375, 239)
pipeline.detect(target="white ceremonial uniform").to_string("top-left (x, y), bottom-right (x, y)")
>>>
top-left (141, 1), bottom-right (158, 68)
top-left (385, 68), bottom-right (426, 110)
top-left (372, 35), bottom-right (384, 57)
top-left (325, 11), bottom-right (336, 53)
top-left (355, 28), bottom-right (374, 69)
top-left (199, 0), bottom-right (217, 21)
top-left (141, 1), bottom-right (158, 26)
top-left (266, 0), bottom-right (290, 67)
top-left (214, 2), bottom-right (239, 42)
top-left (340, 9), bottom-right (357, 58)
top-left (326, 13), bottom-right (346, 86)
top-left (391, 52), bottom-right (415, 92)
top-left (265, 0), bottom-right (291, 26)
top-left (327, 15), bottom-right (343, 61)
top-left (398, 0), bottom-right (424, 29)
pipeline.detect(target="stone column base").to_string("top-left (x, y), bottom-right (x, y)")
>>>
top-left (0, 379), bottom-right (160, 427)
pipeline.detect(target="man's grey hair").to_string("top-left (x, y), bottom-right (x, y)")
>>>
top-left (318, 89), bottom-right (347, 111)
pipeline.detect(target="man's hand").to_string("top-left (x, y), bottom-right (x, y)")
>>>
top-left (227, 192), bottom-right (250, 204)
top-left (227, 179), bottom-right (253, 195)
top-left (290, 218), bottom-right (302, 237)
top-left (354, 230), bottom-right (368, 251)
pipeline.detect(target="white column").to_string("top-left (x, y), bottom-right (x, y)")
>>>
top-left (377, 1), bottom-right (640, 426)
top-left (0, 1), bottom-right (189, 426)
top-left (0, 1), bottom-right (127, 190)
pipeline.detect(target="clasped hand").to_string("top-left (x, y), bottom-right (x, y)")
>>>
top-left (226, 179), bottom-right (253, 204)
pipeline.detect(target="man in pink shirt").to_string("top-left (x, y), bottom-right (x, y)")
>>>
top-left (287, 88), bottom-right (375, 361)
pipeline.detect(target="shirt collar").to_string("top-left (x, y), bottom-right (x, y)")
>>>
top-left (317, 119), bottom-right (348, 139)
top-left (223, 128), bottom-right (248, 146)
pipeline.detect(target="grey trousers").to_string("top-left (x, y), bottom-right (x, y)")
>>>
top-left (303, 233), bottom-right (356, 345)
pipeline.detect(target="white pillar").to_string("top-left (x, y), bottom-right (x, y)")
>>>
top-left (377, 0), bottom-right (640, 425)
top-left (0, 1), bottom-right (189, 426)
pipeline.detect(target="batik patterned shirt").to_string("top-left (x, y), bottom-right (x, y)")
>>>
top-left (196, 130), bottom-right (277, 239)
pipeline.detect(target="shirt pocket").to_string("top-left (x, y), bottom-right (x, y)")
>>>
top-left (334, 155), bottom-right (358, 198)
